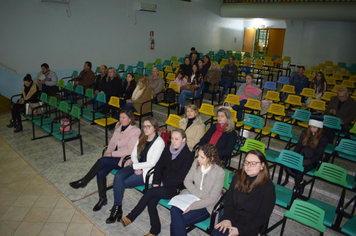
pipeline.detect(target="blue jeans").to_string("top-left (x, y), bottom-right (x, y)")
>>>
top-left (96, 157), bottom-right (122, 179)
top-left (219, 80), bottom-right (233, 98)
top-left (178, 90), bottom-right (194, 109)
top-left (170, 206), bottom-right (210, 236)
top-left (233, 99), bottom-right (247, 121)
top-left (121, 102), bottom-right (137, 112)
top-left (210, 227), bottom-right (229, 236)
top-left (113, 166), bottom-right (144, 205)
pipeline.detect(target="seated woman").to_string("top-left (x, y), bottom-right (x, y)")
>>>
top-left (178, 64), bottom-right (203, 115)
top-left (119, 72), bottom-right (137, 107)
top-left (199, 55), bottom-right (211, 79)
top-left (179, 104), bottom-right (205, 151)
top-left (285, 117), bottom-right (327, 186)
top-left (180, 57), bottom-right (192, 77)
top-left (234, 73), bottom-right (261, 121)
top-left (171, 69), bottom-right (187, 92)
top-left (69, 109), bottom-right (140, 211)
top-left (121, 75), bottom-right (153, 114)
top-left (203, 61), bottom-right (221, 93)
top-left (106, 117), bottom-right (165, 224)
top-left (7, 74), bottom-right (40, 133)
top-left (120, 129), bottom-right (194, 236)
top-left (306, 72), bottom-right (327, 107)
top-left (170, 144), bottom-right (225, 236)
top-left (98, 67), bottom-right (123, 112)
top-left (199, 107), bottom-right (237, 160)
top-left (211, 150), bottom-right (276, 236)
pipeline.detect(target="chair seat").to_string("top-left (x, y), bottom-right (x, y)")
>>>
top-left (262, 126), bottom-right (276, 136)
top-left (274, 116), bottom-right (284, 121)
top-left (306, 168), bottom-right (317, 176)
top-left (274, 183), bottom-right (293, 208)
top-left (338, 153), bottom-right (356, 162)
top-left (157, 102), bottom-right (177, 107)
top-left (346, 174), bottom-right (355, 190)
top-left (297, 121), bottom-right (309, 128)
top-left (23, 114), bottom-right (42, 121)
top-left (82, 112), bottom-right (105, 121)
top-left (236, 121), bottom-right (243, 127)
top-left (194, 217), bottom-right (210, 231)
top-left (341, 215), bottom-right (356, 235)
top-left (265, 149), bottom-right (280, 163)
top-left (33, 117), bottom-right (53, 126)
top-left (135, 185), bottom-right (150, 192)
top-left (307, 198), bottom-right (336, 227)
top-left (159, 199), bottom-right (172, 209)
top-left (94, 117), bottom-right (118, 127)
top-left (52, 130), bottom-right (79, 141)
top-left (134, 111), bottom-right (151, 117)
top-left (280, 134), bottom-right (299, 144)
top-left (42, 123), bottom-right (61, 133)
top-left (82, 107), bottom-right (93, 114)
top-left (324, 143), bottom-right (335, 154)
top-left (110, 169), bottom-right (120, 175)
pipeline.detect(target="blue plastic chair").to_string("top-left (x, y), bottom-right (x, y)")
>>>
top-left (277, 76), bottom-right (290, 85)
top-left (263, 81), bottom-right (277, 91)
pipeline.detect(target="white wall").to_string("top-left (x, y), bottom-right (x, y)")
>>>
top-left (0, 0), bottom-right (244, 99)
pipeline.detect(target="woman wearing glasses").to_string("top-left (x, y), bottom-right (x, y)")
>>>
top-left (106, 117), bottom-right (165, 224)
top-left (211, 150), bottom-right (275, 236)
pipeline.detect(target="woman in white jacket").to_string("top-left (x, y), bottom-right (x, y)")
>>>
top-left (106, 117), bottom-right (165, 224)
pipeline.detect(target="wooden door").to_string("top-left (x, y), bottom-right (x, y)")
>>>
top-left (267, 29), bottom-right (286, 58)
top-left (242, 28), bottom-right (255, 55)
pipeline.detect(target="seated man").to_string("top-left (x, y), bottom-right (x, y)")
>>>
top-left (33, 63), bottom-right (58, 94)
top-left (324, 87), bottom-right (356, 144)
top-left (190, 53), bottom-right (198, 66)
top-left (74, 61), bottom-right (96, 89)
top-left (219, 56), bottom-right (237, 99)
top-left (93, 65), bottom-right (108, 96)
top-left (282, 66), bottom-right (308, 101)
top-left (148, 67), bottom-right (163, 101)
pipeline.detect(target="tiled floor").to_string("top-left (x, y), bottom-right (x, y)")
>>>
top-left (0, 94), bottom-right (354, 235)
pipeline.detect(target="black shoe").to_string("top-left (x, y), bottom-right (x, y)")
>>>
top-left (6, 120), bottom-right (15, 128)
top-left (13, 126), bottom-right (23, 133)
top-left (69, 179), bottom-right (87, 189)
top-left (93, 197), bottom-right (107, 211)
top-left (106, 205), bottom-right (122, 224)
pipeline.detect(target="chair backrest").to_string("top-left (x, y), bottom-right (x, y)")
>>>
top-left (225, 94), bottom-right (240, 106)
top-left (166, 73), bottom-right (176, 81)
top-left (57, 79), bottom-right (65, 89)
top-left (155, 64), bottom-right (162, 71)
top-left (266, 103), bottom-right (286, 116)
top-left (284, 200), bottom-right (326, 233)
top-left (72, 70), bottom-right (78, 77)
top-left (170, 56), bottom-right (177, 62)
top-left (229, 109), bottom-right (237, 123)
top-left (223, 169), bottom-right (231, 190)
top-left (48, 97), bottom-right (58, 108)
top-left (168, 82), bottom-right (179, 93)
top-left (321, 91), bottom-right (337, 102)
top-left (163, 60), bottom-right (171, 66)
top-left (275, 149), bottom-right (304, 172)
top-left (240, 139), bottom-right (265, 154)
top-left (280, 84), bottom-right (295, 94)
top-left (300, 88), bottom-right (316, 98)
top-left (199, 103), bottom-right (215, 117)
top-left (172, 61), bottom-right (180, 68)
top-left (291, 109), bottom-right (311, 122)
top-left (333, 73), bottom-right (342, 81)
top-left (135, 67), bottom-right (143, 75)
top-left (244, 99), bottom-right (261, 111)
top-left (277, 76), bottom-right (290, 85)
top-left (340, 80), bottom-right (354, 88)
top-left (40, 92), bottom-right (48, 103)
top-left (96, 92), bottom-right (106, 103)
top-left (285, 94), bottom-right (302, 106)
top-left (159, 71), bottom-right (164, 78)
top-left (58, 101), bottom-right (69, 113)
top-left (307, 99), bottom-right (326, 111)
top-left (118, 64), bottom-right (125, 71)
top-left (74, 85), bottom-right (84, 95)
top-left (108, 96), bottom-right (120, 109)
top-left (350, 122), bottom-right (356, 134)
top-left (243, 114), bottom-right (264, 130)
top-left (65, 82), bottom-right (74, 91)
top-left (314, 162), bottom-right (348, 187)
top-left (331, 85), bottom-right (341, 93)
top-left (146, 63), bottom-right (153, 70)
top-left (154, 59), bottom-right (162, 65)
top-left (164, 66), bottom-right (173, 73)
top-left (263, 90), bottom-right (280, 102)
top-left (85, 88), bottom-right (94, 99)
top-left (126, 65), bottom-right (133, 73)
top-left (136, 61), bottom-right (144, 68)
top-left (70, 106), bottom-right (81, 119)
top-left (323, 115), bottom-right (341, 130)
top-left (165, 114), bottom-right (182, 129)
top-left (145, 69), bottom-right (152, 76)
top-left (334, 138), bottom-right (356, 157)
top-left (270, 122), bottom-right (293, 138)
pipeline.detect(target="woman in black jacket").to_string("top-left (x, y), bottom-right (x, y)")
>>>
top-left (199, 107), bottom-right (237, 160)
top-left (7, 74), bottom-right (40, 132)
top-left (120, 129), bottom-right (194, 236)
top-left (180, 57), bottom-right (192, 77)
top-left (211, 150), bottom-right (275, 236)
top-left (119, 72), bottom-right (136, 107)
top-left (286, 117), bottom-right (328, 185)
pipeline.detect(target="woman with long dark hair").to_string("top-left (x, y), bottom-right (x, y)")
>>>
top-left (306, 71), bottom-right (327, 107)
top-left (211, 150), bottom-right (275, 236)
top-left (7, 74), bottom-right (40, 132)
top-left (106, 117), bottom-right (165, 224)
top-left (119, 72), bottom-right (137, 107)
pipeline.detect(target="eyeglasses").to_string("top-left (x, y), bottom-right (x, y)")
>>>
top-left (143, 125), bottom-right (152, 130)
top-left (243, 161), bottom-right (261, 167)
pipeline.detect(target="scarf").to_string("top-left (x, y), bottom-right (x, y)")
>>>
top-left (206, 69), bottom-right (216, 83)
top-left (200, 164), bottom-right (212, 190)
top-left (209, 123), bottom-right (227, 146)
top-left (22, 83), bottom-right (37, 102)
top-left (131, 86), bottom-right (144, 101)
top-left (170, 142), bottom-right (186, 160)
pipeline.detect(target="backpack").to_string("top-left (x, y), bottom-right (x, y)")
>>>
top-left (59, 118), bottom-right (72, 135)
top-left (163, 88), bottom-right (176, 104)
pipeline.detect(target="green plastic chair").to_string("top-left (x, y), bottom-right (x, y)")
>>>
top-left (170, 56), bottom-right (177, 62)
top-left (118, 64), bottom-right (125, 72)
top-left (32, 97), bottom-right (57, 127)
top-left (341, 215), bottom-right (356, 236)
top-left (242, 114), bottom-right (264, 140)
top-left (280, 200), bottom-right (326, 235)
top-left (135, 61), bottom-right (144, 68)
top-left (41, 100), bottom-right (67, 134)
top-left (145, 63), bottom-right (153, 70)
top-left (307, 163), bottom-right (348, 228)
top-left (238, 139), bottom-right (266, 168)
top-left (349, 123), bottom-right (356, 140)
top-left (82, 93), bottom-right (106, 121)
top-left (323, 115), bottom-right (342, 154)
top-left (332, 138), bottom-right (356, 163)
top-left (265, 122), bottom-right (293, 163)
top-left (154, 59), bottom-right (162, 65)
top-left (126, 65), bottom-right (133, 73)
top-left (290, 109), bottom-right (311, 128)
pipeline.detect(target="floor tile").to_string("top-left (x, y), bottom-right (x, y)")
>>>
top-left (65, 222), bottom-right (93, 236)
top-left (12, 221), bottom-right (44, 236)
top-left (0, 220), bottom-right (21, 236)
top-left (38, 222), bottom-right (69, 236)
top-left (47, 208), bottom-right (75, 223)
top-left (0, 206), bottom-right (31, 221)
top-left (23, 207), bottom-right (53, 222)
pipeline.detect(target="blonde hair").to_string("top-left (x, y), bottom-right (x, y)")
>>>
top-left (184, 105), bottom-right (200, 119)
top-left (217, 107), bottom-right (235, 132)
top-left (210, 61), bottom-right (219, 70)
top-left (137, 75), bottom-right (150, 88)
top-left (107, 67), bottom-right (121, 80)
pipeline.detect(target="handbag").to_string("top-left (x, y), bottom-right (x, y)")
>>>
top-left (160, 128), bottom-right (171, 146)
top-left (59, 118), bottom-right (72, 135)
top-left (180, 84), bottom-right (194, 92)
top-left (26, 102), bottom-right (43, 116)
top-left (219, 101), bottom-right (233, 110)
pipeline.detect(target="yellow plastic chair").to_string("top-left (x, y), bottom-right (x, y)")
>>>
top-left (264, 57), bottom-right (272, 62)
top-left (159, 71), bottom-right (164, 78)
top-left (340, 69), bottom-right (350, 77)
top-left (280, 84), bottom-right (295, 94)
top-left (274, 57), bottom-right (283, 67)
top-left (221, 59), bottom-right (228, 64)
top-left (171, 61), bottom-right (180, 69)
top-left (349, 75), bottom-right (356, 82)
top-left (244, 99), bottom-right (261, 116)
top-left (164, 66), bottom-right (173, 74)
top-left (325, 60), bottom-right (333, 67)
top-left (318, 63), bottom-right (326, 71)
top-left (321, 92), bottom-right (336, 102)
top-left (263, 91), bottom-right (280, 102)
top-left (340, 80), bottom-right (354, 89)
top-left (331, 85), bottom-right (341, 93)
top-left (300, 88), bottom-right (316, 99)
top-left (332, 65), bottom-right (340, 73)
top-left (166, 73), bottom-right (176, 82)
top-left (324, 68), bottom-right (334, 76)
top-left (94, 96), bottom-right (120, 145)
top-left (224, 94), bottom-right (240, 106)
top-left (310, 65), bottom-right (318, 74)
top-left (219, 62), bottom-right (228, 69)
top-left (307, 74), bottom-right (315, 82)
top-left (165, 114), bottom-right (182, 129)
top-left (266, 103), bottom-right (286, 122)
top-left (199, 103), bottom-right (215, 126)
top-left (308, 99), bottom-right (326, 112)
top-left (304, 69), bottom-right (312, 75)
top-left (284, 95), bottom-right (302, 110)
top-left (333, 73), bottom-right (343, 82)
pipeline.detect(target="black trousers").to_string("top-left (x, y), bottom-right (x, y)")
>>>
top-left (126, 186), bottom-right (177, 235)
top-left (285, 162), bottom-right (318, 184)
top-left (11, 103), bottom-right (25, 126)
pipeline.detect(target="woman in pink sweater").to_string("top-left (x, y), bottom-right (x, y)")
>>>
top-left (172, 69), bottom-right (187, 92)
top-left (69, 109), bottom-right (141, 212)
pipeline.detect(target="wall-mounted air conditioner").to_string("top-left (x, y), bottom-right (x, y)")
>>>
top-left (136, 2), bottom-right (157, 12)
top-left (39, 0), bottom-right (69, 4)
